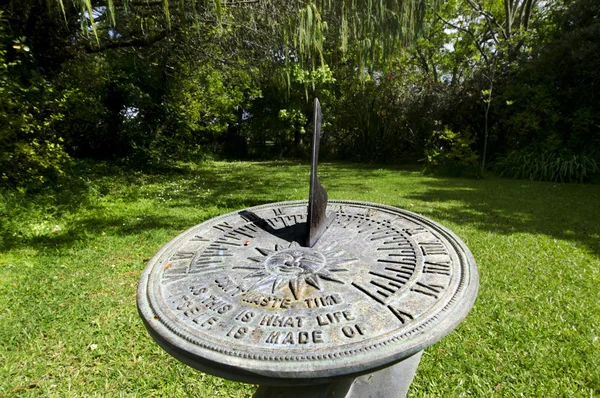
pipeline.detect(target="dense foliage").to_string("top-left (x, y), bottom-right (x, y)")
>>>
top-left (1, 0), bottom-right (598, 187)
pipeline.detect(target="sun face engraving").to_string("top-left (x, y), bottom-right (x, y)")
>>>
top-left (234, 242), bottom-right (356, 299)
top-left (264, 248), bottom-right (326, 278)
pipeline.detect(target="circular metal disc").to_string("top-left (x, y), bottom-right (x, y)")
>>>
top-left (137, 200), bottom-right (478, 384)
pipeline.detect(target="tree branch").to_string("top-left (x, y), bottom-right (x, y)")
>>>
top-left (504, 0), bottom-right (512, 37)
top-left (85, 31), bottom-right (168, 53)
top-left (522, 0), bottom-right (536, 31)
top-left (431, 9), bottom-right (491, 66)
top-left (464, 0), bottom-right (508, 40)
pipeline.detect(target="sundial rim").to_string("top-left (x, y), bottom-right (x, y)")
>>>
top-left (137, 199), bottom-right (478, 385)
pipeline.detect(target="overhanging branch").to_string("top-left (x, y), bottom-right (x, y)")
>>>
top-left (85, 31), bottom-right (168, 53)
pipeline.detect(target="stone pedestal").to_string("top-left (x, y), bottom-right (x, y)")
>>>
top-left (254, 351), bottom-right (423, 398)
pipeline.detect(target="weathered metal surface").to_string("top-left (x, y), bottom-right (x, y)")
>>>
top-left (137, 200), bottom-right (479, 385)
top-left (306, 98), bottom-right (330, 248)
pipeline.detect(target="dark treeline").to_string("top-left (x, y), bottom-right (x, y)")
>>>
top-left (1, 0), bottom-right (598, 188)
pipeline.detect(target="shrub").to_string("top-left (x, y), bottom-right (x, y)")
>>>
top-left (423, 125), bottom-right (479, 177)
top-left (494, 150), bottom-right (599, 183)
top-left (0, 13), bottom-right (71, 188)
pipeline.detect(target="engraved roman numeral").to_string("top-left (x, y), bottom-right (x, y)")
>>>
top-left (387, 305), bottom-right (414, 324)
top-left (288, 214), bottom-right (305, 224)
top-left (272, 208), bottom-right (283, 216)
top-left (423, 260), bottom-right (451, 275)
top-left (266, 216), bottom-right (292, 228)
top-left (411, 282), bottom-right (444, 298)
top-left (239, 212), bottom-right (255, 222)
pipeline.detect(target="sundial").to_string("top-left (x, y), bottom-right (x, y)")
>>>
top-left (137, 99), bottom-right (478, 396)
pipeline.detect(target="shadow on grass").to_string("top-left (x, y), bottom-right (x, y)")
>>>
top-left (91, 161), bottom-right (410, 210)
top-left (0, 161), bottom-right (309, 251)
top-left (406, 176), bottom-right (600, 258)
top-left (6, 160), bottom-right (597, 259)
top-left (20, 214), bottom-right (197, 249)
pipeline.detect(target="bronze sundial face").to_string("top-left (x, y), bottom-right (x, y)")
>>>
top-left (137, 200), bottom-right (478, 384)
top-left (137, 99), bottom-right (478, 385)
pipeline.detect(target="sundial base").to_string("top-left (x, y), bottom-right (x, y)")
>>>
top-left (253, 350), bottom-right (423, 398)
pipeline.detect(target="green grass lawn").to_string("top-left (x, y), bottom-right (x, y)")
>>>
top-left (1, 160), bottom-right (599, 397)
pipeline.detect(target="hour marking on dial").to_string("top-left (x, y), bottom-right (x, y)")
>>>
top-left (419, 241), bottom-right (448, 256)
top-left (411, 282), bottom-right (444, 298)
top-left (194, 258), bottom-right (223, 267)
top-left (387, 305), bottom-right (414, 324)
top-left (171, 251), bottom-right (195, 261)
top-left (190, 235), bottom-right (210, 242)
top-left (351, 282), bottom-right (386, 305)
top-left (403, 226), bottom-right (427, 236)
top-left (423, 261), bottom-right (452, 275)
top-left (214, 238), bottom-right (242, 247)
top-left (213, 222), bottom-right (234, 232)
top-left (370, 231), bottom-right (404, 241)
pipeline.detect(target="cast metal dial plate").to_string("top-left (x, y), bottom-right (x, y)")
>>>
top-left (137, 200), bottom-right (478, 383)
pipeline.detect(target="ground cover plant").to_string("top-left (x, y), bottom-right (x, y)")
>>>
top-left (1, 160), bottom-right (599, 397)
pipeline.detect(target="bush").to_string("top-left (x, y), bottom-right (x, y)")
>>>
top-left (0, 15), bottom-right (71, 188)
top-left (494, 150), bottom-right (599, 183)
top-left (423, 125), bottom-right (480, 177)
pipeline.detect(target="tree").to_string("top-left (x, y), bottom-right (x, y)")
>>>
top-left (428, 0), bottom-right (541, 174)
top-left (0, 10), bottom-right (71, 186)
top-left (494, 0), bottom-right (600, 163)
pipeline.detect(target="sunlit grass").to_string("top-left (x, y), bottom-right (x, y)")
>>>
top-left (1, 160), bottom-right (599, 396)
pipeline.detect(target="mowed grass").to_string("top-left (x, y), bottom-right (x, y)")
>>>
top-left (0, 160), bottom-right (599, 397)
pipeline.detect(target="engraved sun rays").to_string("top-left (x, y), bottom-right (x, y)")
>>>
top-left (233, 242), bottom-right (356, 299)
